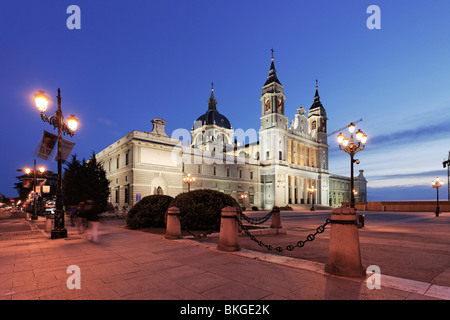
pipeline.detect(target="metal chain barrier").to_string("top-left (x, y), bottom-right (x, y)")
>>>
top-left (235, 217), bottom-right (331, 252)
top-left (185, 223), bottom-right (219, 239)
top-left (178, 215), bottom-right (220, 239)
top-left (240, 210), bottom-right (274, 225)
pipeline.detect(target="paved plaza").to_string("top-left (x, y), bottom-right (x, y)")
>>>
top-left (1, 209), bottom-right (449, 307)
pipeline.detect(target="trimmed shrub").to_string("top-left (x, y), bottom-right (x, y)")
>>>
top-left (126, 195), bottom-right (174, 229)
top-left (170, 189), bottom-right (240, 230)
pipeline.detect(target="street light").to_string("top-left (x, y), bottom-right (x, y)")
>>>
top-left (183, 172), bottom-right (196, 192)
top-left (432, 177), bottom-right (444, 217)
top-left (307, 187), bottom-right (316, 211)
top-left (337, 122), bottom-right (367, 209)
top-left (240, 193), bottom-right (248, 207)
top-left (24, 159), bottom-right (46, 220)
top-left (34, 88), bottom-right (78, 239)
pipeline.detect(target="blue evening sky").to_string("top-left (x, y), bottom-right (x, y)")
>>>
top-left (1, 0), bottom-right (449, 201)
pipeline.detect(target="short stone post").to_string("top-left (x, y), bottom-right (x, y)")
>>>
top-left (270, 206), bottom-right (281, 229)
top-left (217, 206), bottom-right (240, 252)
top-left (325, 206), bottom-right (365, 277)
top-left (165, 207), bottom-right (182, 239)
top-left (45, 214), bottom-right (54, 232)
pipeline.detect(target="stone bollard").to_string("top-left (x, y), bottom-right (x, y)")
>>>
top-left (270, 206), bottom-right (281, 229)
top-left (325, 206), bottom-right (365, 277)
top-left (217, 206), bottom-right (241, 252)
top-left (165, 207), bottom-right (182, 239)
top-left (45, 214), bottom-right (54, 232)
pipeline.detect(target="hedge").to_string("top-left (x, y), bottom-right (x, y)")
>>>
top-left (170, 189), bottom-right (240, 230)
top-left (126, 194), bottom-right (173, 229)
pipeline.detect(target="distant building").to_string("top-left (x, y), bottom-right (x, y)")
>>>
top-left (96, 55), bottom-right (367, 210)
top-left (329, 170), bottom-right (367, 207)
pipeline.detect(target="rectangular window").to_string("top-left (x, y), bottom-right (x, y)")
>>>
top-left (124, 186), bottom-right (129, 204)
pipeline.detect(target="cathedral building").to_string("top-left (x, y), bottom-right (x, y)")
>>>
top-left (95, 55), bottom-right (367, 211)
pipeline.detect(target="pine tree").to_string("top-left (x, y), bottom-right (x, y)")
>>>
top-left (63, 153), bottom-right (110, 212)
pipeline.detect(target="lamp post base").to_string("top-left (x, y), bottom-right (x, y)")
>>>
top-left (51, 229), bottom-right (67, 239)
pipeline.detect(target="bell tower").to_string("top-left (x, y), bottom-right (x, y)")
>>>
top-left (260, 50), bottom-right (288, 131)
top-left (308, 81), bottom-right (328, 144)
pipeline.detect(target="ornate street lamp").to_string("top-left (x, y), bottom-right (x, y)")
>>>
top-left (240, 193), bottom-right (248, 207)
top-left (24, 159), bottom-right (46, 220)
top-left (34, 89), bottom-right (78, 239)
top-left (337, 123), bottom-right (367, 209)
top-left (183, 172), bottom-right (196, 192)
top-left (307, 187), bottom-right (316, 211)
top-left (432, 177), bottom-right (444, 217)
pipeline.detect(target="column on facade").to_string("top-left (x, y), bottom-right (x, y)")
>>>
top-left (306, 146), bottom-right (310, 167)
top-left (287, 139), bottom-right (292, 163)
top-left (299, 176), bottom-right (304, 204)
top-left (294, 141), bottom-right (298, 165)
top-left (299, 143), bottom-right (304, 166)
top-left (304, 178), bottom-right (309, 204)
top-left (316, 178), bottom-right (320, 206)
top-left (287, 175), bottom-right (291, 204)
top-left (311, 147), bottom-right (316, 168)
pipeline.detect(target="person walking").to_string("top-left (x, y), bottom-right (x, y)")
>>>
top-left (68, 205), bottom-right (77, 227)
top-left (85, 200), bottom-right (100, 243)
top-left (76, 202), bottom-right (87, 234)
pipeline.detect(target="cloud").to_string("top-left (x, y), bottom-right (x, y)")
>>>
top-left (368, 120), bottom-right (450, 149)
top-left (368, 168), bottom-right (448, 189)
top-left (368, 184), bottom-right (448, 202)
top-left (370, 169), bottom-right (446, 182)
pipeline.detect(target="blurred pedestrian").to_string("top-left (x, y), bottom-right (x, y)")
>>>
top-left (86, 200), bottom-right (100, 243)
top-left (76, 202), bottom-right (87, 234)
top-left (68, 205), bottom-right (77, 226)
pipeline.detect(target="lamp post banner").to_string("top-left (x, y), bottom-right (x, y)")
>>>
top-left (34, 130), bottom-right (57, 160)
top-left (22, 178), bottom-right (33, 188)
top-left (53, 138), bottom-right (75, 163)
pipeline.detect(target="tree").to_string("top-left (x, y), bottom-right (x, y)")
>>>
top-left (14, 170), bottom-right (57, 202)
top-left (63, 153), bottom-right (110, 212)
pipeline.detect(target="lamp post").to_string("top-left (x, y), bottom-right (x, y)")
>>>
top-left (337, 123), bottom-right (367, 209)
top-left (24, 160), bottom-right (46, 220)
top-left (240, 193), bottom-right (248, 207)
top-left (183, 172), bottom-right (195, 192)
top-left (307, 187), bottom-right (316, 211)
top-left (432, 177), bottom-right (444, 217)
top-left (34, 89), bottom-right (78, 239)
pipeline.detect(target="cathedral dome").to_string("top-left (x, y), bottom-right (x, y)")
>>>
top-left (196, 110), bottom-right (231, 129)
top-left (195, 85), bottom-right (232, 129)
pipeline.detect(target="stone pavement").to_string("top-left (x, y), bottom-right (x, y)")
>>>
top-left (1, 214), bottom-right (449, 305)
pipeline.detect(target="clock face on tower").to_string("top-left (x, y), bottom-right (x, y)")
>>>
top-left (265, 99), bottom-right (270, 111)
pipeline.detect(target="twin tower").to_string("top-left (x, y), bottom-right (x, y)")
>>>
top-left (192, 53), bottom-right (330, 209)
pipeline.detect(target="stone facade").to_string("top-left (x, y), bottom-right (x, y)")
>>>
top-left (95, 56), bottom-right (367, 211)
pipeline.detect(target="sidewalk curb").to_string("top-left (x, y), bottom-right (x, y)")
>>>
top-left (174, 238), bottom-right (450, 300)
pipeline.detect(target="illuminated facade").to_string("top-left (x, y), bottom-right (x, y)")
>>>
top-left (96, 56), bottom-right (367, 210)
